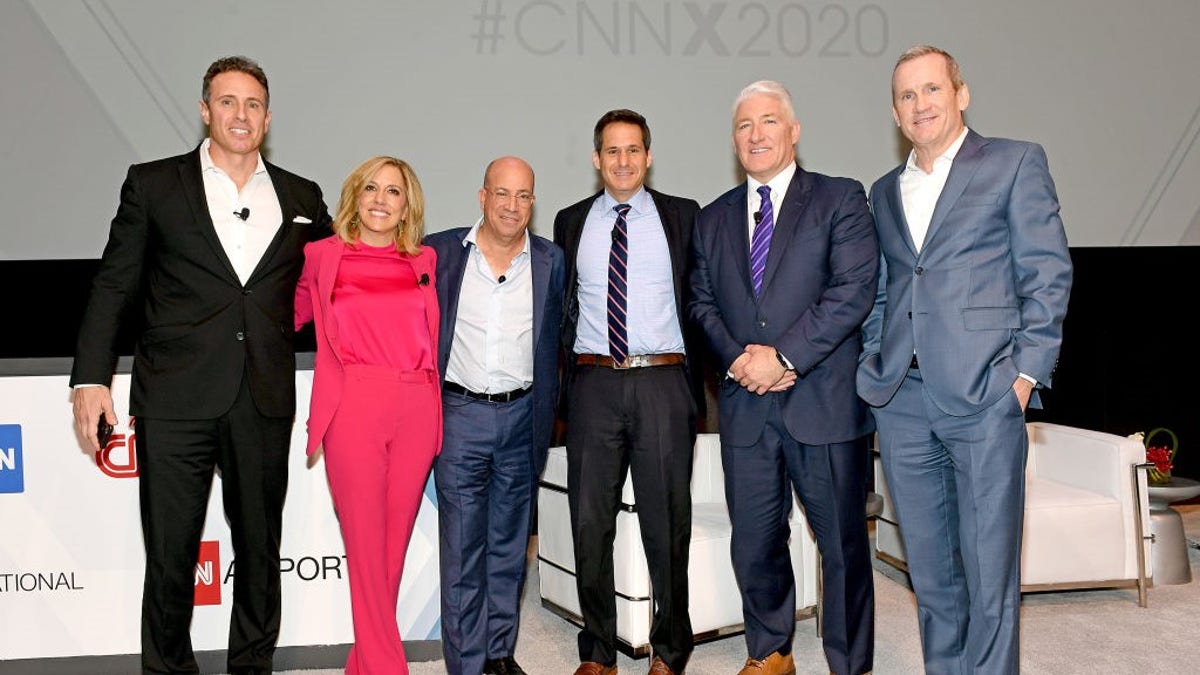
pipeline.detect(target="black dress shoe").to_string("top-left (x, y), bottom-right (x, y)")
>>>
top-left (484, 656), bottom-right (527, 675)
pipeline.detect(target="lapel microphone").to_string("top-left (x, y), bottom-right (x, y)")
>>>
top-left (233, 207), bottom-right (250, 221)
top-left (753, 211), bottom-right (763, 225)
top-left (418, 273), bottom-right (430, 286)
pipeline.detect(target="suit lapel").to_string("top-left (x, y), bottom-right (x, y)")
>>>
top-left (761, 167), bottom-right (810, 293)
top-left (560, 195), bottom-right (596, 332)
top-left (317, 238), bottom-right (344, 356)
top-left (719, 184), bottom-right (755, 298)
top-left (649, 190), bottom-right (687, 311)
top-left (410, 248), bottom-right (440, 361)
top-left (563, 196), bottom-right (595, 289)
top-left (244, 162), bottom-right (295, 285)
top-left (439, 231), bottom-right (472, 370)
top-left (530, 237), bottom-right (551, 352)
top-left (883, 168), bottom-right (918, 257)
top-left (924, 130), bottom-right (987, 248)
top-left (178, 148), bottom-right (240, 282)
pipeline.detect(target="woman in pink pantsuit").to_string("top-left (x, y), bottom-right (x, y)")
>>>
top-left (295, 155), bottom-right (441, 674)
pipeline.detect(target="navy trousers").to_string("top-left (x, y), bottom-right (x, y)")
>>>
top-left (435, 389), bottom-right (535, 675)
top-left (723, 397), bottom-right (874, 675)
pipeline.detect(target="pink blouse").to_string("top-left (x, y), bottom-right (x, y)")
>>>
top-left (331, 242), bottom-right (433, 370)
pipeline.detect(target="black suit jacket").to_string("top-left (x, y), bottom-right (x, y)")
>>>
top-left (552, 188), bottom-right (706, 418)
top-left (70, 145), bottom-right (332, 419)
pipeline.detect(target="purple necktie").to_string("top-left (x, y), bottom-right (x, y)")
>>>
top-left (608, 203), bottom-right (631, 363)
top-left (750, 185), bottom-right (775, 296)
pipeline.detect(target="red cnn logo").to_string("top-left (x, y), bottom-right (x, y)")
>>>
top-left (96, 432), bottom-right (139, 478)
top-left (194, 540), bottom-right (221, 606)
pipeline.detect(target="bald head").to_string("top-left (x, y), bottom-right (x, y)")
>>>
top-left (483, 156), bottom-right (534, 191)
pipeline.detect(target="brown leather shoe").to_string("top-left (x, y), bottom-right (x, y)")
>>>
top-left (737, 652), bottom-right (795, 675)
top-left (648, 656), bottom-right (675, 674)
top-left (574, 662), bottom-right (618, 675)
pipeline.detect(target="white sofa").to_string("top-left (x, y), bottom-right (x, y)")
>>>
top-left (874, 421), bottom-right (1152, 605)
top-left (537, 432), bottom-right (819, 656)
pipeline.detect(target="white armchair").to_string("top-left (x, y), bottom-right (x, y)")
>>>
top-left (537, 433), bottom-right (820, 656)
top-left (874, 422), bottom-right (1152, 606)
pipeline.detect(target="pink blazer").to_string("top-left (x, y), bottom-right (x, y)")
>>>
top-left (294, 235), bottom-right (441, 456)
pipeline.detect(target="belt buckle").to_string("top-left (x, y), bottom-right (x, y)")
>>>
top-left (624, 354), bottom-right (650, 369)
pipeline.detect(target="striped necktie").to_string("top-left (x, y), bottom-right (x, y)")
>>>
top-left (607, 203), bottom-right (631, 363)
top-left (750, 185), bottom-right (775, 296)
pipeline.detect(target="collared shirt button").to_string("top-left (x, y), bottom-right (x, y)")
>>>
top-left (236, 331), bottom-right (245, 341)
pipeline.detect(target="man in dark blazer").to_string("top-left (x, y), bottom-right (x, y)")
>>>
top-left (425, 156), bottom-right (565, 675)
top-left (555, 109), bottom-right (704, 675)
top-left (69, 56), bottom-right (331, 674)
top-left (857, 45), bottom-right (1072, 674)
top-left (689, 81), bottom-right (878, 675)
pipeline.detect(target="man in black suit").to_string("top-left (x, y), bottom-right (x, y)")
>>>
top-left (70, 56), bottom-right (331, 674)
top-left (554, 109), bottom-right (704, 675)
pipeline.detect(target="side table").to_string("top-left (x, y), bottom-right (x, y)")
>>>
top-left (1147, 476), bottom-right (1200, 585)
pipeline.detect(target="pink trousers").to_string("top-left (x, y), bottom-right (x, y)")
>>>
top-left (323, 364), bottom-right (440, 675)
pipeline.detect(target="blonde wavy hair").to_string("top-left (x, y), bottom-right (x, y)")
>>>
top-left (332, 155), bottom-right (425, 255)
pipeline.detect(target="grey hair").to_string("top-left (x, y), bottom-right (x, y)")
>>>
top-left (732, 80), bottom-right (796, 123)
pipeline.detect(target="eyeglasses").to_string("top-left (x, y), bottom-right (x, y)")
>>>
top-left (487, 188), bottom-right (534, 206)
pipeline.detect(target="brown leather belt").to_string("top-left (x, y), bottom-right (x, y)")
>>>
top-left (575, 353), bottom-right (685, 370)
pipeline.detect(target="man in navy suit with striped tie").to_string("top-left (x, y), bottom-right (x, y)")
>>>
top-left (554, 109), bottom-right (706, 675)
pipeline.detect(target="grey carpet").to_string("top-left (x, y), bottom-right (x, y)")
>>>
top-left (275, 504), bottom-right (1200, 674)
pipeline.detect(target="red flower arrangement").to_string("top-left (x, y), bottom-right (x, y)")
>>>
top-left (1131, 428), bottom-right (1178, 486)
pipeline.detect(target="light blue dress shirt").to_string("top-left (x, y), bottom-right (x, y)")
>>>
top-left (572, 188), bottom-right (685, 356)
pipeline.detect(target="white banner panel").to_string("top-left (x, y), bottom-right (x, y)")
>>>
top-left (0, 373), bottom-right (440, 660)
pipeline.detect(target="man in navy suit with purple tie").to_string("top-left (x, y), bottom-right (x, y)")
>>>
top-left (690, 81), bottom-right (878, 675)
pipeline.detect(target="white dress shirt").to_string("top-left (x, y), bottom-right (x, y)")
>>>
top-left (200, 138), bottom-right (283, 284)
top-left (898, 127), bottom-right (968, 253)
top-left (745, 162), bottom-right (797, 243)
top-left (444, 218), bottom-right (534, 393)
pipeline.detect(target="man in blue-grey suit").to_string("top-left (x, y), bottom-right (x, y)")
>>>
top-left (425, 156), bottom-right (565, 675)
top-left (690, 80), bottom-right (878, 675)
top-left (856, 45), bottom-right (1073, 674)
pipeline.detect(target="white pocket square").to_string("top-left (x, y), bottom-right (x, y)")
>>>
top-left (292, 215), bottom-right (313, 224)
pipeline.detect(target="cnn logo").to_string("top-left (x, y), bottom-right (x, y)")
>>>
top-left (96, 431), bottom-right (138, 478)
top-left (194, 540), bottom-right (221, 605)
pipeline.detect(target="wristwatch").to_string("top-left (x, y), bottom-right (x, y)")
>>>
top-left (775, 349), bottom-right (793, 371)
